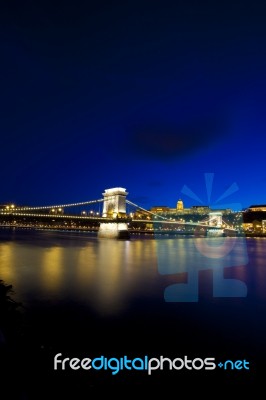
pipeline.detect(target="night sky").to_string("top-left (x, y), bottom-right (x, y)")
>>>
top-left (1, 0), bottom-right (266, 211)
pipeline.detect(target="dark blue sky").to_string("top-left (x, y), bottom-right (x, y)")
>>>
top-left (1, 0), bottom-right (266, 211)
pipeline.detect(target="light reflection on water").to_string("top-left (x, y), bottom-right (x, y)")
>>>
top-left (0, 230), bottom-right (266, 314)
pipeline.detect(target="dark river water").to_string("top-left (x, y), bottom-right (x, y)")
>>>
top-left (0, 228), bottom-right (266, 397)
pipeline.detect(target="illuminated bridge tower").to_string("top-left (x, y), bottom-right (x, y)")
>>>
top-left (98, 187), bottom-right (130, 239)
top-left (207, 211), bottom-right (223, 236)
top-left (209, 211), bottom-right (223, 227)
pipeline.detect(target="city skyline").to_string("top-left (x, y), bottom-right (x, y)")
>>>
top-left (1, 183), bottom-right (265, 212)
top-left (1, 1), bottom-right (266, 210)
top-left (1, 173), bottom-right (265, 213)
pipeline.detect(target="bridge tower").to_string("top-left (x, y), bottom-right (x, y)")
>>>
top-left (209, 211), bottom-right (223, 228)
top-left (206, 211), bottom-right (224, 236)
top-left (101, 187), bottom-right (128, 218)
top-left (98, 187), bottom-right (130, 239)
top-left (208, 211), bottom-right (223, 227)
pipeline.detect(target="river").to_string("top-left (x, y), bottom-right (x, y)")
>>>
top-left (0, 228), bottom-right (266, 396)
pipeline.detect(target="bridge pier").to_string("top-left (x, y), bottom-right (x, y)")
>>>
top-left (98, 187), bottom-right (130, 240)
top-left (98, 221), bottom-right (130, 239)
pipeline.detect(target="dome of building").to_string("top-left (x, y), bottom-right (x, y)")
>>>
top-left (176, 199), bottom-right (184, 211)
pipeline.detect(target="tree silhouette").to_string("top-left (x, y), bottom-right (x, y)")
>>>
top-left (0, 279), bottom-right (22, 346)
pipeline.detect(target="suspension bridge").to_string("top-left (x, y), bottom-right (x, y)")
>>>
top-left (0, 187), bottom-right (238, 239)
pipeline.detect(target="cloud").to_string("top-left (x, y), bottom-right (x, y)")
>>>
top-left (126, 116), bottom-right (226, 161)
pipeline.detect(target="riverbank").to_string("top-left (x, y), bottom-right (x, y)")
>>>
top-left (1, 225), bottom-right (265, 238)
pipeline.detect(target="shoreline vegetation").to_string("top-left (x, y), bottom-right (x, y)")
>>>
top-left (0, 279), bottom-right (22, 347)
top-left (0, 279), bottom-right (27, 396)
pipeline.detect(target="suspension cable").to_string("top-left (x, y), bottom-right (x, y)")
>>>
top-left (12, 199), bottom-right (104, 212)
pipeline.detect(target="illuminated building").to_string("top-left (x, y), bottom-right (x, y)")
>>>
top-left (176, 199), bottom-right (183, 211)
top-left (150, 206), bottom-right (170, 213)
top-left (150, 200), bottom-right (232, 216)
top-left (242, 204), bottom-right (266, 233)
top-left (247, 205), bottom-right (266, 212)
top-left (190, 205), bottom-right (211, 214)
